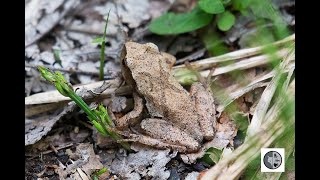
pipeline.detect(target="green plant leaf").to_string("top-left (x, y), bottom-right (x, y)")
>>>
top-left (149, 6), bottom-right (213, 35)
top-left (173, 68), bottom-right (198, 85)
top-left (198, 0), bottom-right (225, 14)
top-left (231, 112), bottom-right (249, 131)
top-left (250, 0), bottom-right (277, 20)
top-left (92, 120), bottom-right (108, 136)
top-left (201, 147), bottom-right (223, 164)
top-left (95, 167), bottom-right (108, 176)
top-left (232, 0), bottom-right (250, 11)
top-left (217, 11), bottom-right (235, 31)
top-left (38, 66), bottom-right (56, 83)
top-left (201, 28), bottom-right (229, 55)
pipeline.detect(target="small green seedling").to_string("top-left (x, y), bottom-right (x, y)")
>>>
top-left (38, 66), bottom-right (130, 150)
top-left (53, 48), bottom-right (63, 68)
top-left (92, 167), bottom-right (108, 180)
top-left (92, 9), bottom-right (111, 80)
top-left (201, 147), bottom-right (223, 165)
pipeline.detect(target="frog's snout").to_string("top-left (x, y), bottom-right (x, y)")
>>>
top-left (145, 43), bottom-right (159, 52)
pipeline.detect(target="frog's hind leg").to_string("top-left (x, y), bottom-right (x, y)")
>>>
top-left (115, 118), bottom-right (201, 153)
top-left (140, 118), bottom-right (201, 152)
top-left (117, 132), bottom-right (187, 153)
top-left (190, 83), bottom-right (216, 140)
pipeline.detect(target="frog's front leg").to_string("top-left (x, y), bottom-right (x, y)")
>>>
top-left (110, 92), bottom-right (144, 130)
top-left (190, 82), bottom-right (216, 140)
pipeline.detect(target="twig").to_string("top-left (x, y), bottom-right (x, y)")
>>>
top-left (49, 144), bottom-right (59, 154)
top-left (197, 48), bottom-right (293, 78)
top-left (27, 143), bottom-right (73, 156)
top-left (215, 60), bottom-right (294, 114)
top-left (174, 34), bottom-right (295, 71)
top-left (26, 62), bottom-right (116, 80)
top-left (245, 47), bottom-right (294, 138)
top-left (25, 79), bottom-right (129, 105)
top-left (175, 48), bottom-right (206, 64)
top-left (26, 101), bottom-right (68, 117)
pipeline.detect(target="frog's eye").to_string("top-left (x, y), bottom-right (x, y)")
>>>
top-left (145, 43), bottom-right (159, 52)
top-left (122, 58), bottom-right (127, 66)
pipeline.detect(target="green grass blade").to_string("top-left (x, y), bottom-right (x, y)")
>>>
top-left (99, 9), bottom-right (111, 80)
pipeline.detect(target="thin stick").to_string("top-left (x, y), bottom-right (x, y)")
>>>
top-left (174, 34), bottom-right (295, 71)
top-left (176, 48), bottom-right (206, 64)
top-left (197, 48), bottom-right (293, 77)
